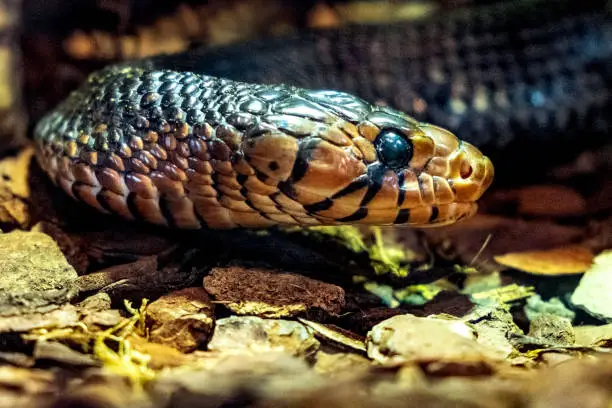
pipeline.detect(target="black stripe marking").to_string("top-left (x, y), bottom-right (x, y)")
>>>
top-left (331, 175), bottom-right (369, 199)
top-left (429, 206), bottom-right (439, 223)
top-left (359, 163), bottom-right (386, 207)
top-left (255, 169), bottom-right (269, 182)
top-left (126, 192), bottom-right (145, 221)
top-left (158, 194), bottom-right (177, 228)
top-left (278, 181), bottom-right (297, 200)
top-left (397, 172), bottom-right (406, 207)
top-left (244, 199), bottom-right (272, 219)
top-left (303, 198), bottom-right (333, 213)
top-left (394, 208), bottom-right (410, 224)
top-left (338, 207), bottom-right (368, 222)
top-left (290, 138), bottom-right (320, 183)
top-left (236, 174), bottom-right (248, 185)
top-left (448, 179), bottom-right (456, 194)
top-left (239, 186), bottom-right (248, 197)
top-left (268, 192), bottom-right (286, 212)
top-left (244, 199), bottom-right (258, 211)
top-left (416, 174), bottom-right (425, 200)
top-left (432, 176), bottom-right (438, 196)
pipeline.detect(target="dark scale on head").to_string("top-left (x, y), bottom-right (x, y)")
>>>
top-left (374, 129), bottom-right (413, 170)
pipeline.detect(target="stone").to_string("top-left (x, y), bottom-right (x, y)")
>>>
top-left (146, 287), bottom-right (215, 353)
top-left (208, 316), bottom-right (319, 357)
top-left (367, 314), bottom-right (501, 375)
top-left (0, 230), bottom-right (78, 317)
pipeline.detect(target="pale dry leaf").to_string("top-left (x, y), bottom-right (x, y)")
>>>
top-left (494, 245), bottom-right (594, 275)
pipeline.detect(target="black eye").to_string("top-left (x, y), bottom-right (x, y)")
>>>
top-left (375, 129), bottom-right (413, 169)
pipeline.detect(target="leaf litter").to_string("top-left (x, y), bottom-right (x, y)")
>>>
top-left (0, 144), bottom-right (611, 407)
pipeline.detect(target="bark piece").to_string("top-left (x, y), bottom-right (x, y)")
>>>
top-left (204, 266), bottom-right (345, 318)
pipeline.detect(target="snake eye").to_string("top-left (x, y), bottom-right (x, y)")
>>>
top-left (375, 129), bottom-right (413, 169)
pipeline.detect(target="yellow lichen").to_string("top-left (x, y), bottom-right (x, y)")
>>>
top-left (93, 299), bottom-right (154, 390)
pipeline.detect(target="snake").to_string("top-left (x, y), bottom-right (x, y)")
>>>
top-left (32, 0), bottom-right (611, 230)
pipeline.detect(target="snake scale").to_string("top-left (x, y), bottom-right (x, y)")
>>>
top-left (33, 0), bottom-right (611, 229)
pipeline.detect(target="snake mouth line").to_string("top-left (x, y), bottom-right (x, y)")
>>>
top-left (306, 201), bottom-right (478, 226)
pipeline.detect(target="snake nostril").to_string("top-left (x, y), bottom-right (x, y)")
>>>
top-left (460, 160), bottom-right (473, 179)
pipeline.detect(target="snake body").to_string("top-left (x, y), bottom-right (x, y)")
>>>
top-left (34, 65), bottom-right (493, 229)
top-left (33, 0), bottom-right (611, 229)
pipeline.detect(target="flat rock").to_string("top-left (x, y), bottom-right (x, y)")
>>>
top-left (463, 306), bottom-right (523, 359)
top-left (528, 314), bottom-right (575, 346)
top-left (0, 304), bottom-right (79, 333)
top-left (0, 229), bottom-right (77, 316)
top-left (203, 266), bottom-right (345, 318)
top-left (208, 316), bottom-right (319, 357)
top-left (150, 352), bottom-right (323, 406)
top-left (367, 314), bottom-right (502, 375)
top-left (33, 341), bottom-right (98, 367)
top-left (570, 251), bottom-right (612, 321)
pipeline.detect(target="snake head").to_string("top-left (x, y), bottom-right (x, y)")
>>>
top-left (244, 91), bottom-right (494, 227)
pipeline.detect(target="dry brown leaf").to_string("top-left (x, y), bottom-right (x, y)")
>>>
top-left (0, 147), bottom-right (33, 227)
top-left (494, 245), bottom-right (594, 275)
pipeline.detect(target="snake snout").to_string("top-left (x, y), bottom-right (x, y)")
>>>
top-left (420, 125), bottom-right (494, 203)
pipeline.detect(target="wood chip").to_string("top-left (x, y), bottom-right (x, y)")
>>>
top-left (204, 266), bottom-right (345, 318)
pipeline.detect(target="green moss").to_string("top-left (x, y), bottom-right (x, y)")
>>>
top-left (393, 284), bottom-right (444, 305)
top-left (367, 227), bottom-right (412, 278)
top-left (298, 225), bottom-right (368, 253)
top-left (470, 284), bottom-right (535, 307)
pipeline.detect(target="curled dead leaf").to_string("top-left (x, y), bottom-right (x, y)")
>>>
top-left (494, 245), bottom-right (594, 275)
top-left (0, 147), bottom-right (34, 227)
